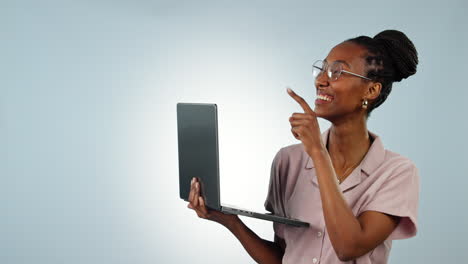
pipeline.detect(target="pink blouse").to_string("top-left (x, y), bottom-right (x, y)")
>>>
top-left (265, 128), bottom-right (419, 264)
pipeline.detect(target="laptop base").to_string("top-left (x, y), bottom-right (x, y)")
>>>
top-left (221, 206), bottom-right (309, 227)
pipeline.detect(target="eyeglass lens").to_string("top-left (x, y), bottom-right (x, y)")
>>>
top-left (313, 60), bottom-right (342, 81)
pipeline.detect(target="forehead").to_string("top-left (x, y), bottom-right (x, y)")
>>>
top-left (325, 42), bottom-right (367, 69)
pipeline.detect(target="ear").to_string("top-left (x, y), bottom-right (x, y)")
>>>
top-left (365, 82), bottom-right (382, 101)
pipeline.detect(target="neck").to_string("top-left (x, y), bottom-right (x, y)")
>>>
top-left (327, 115), bottom-right (371, 170)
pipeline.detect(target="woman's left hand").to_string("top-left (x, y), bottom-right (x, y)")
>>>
top-left (287, 88), bottom-right (325, 155)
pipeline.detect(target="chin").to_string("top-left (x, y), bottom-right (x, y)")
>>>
top-left (314, 109), bottom-right (328, 120)
top-left (314, 105), bottom-right (325, 115)
top-left (314, 108), bottom-right (337, 123)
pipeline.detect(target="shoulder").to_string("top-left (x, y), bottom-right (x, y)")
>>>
top-left (270, 143), bottom-right (310, 202)
top-left (383, 150), bottom-right (418, 173)
top-left (366, 131), bottom-right (418, 179)
top-left (278, 143), bottom-right (304, 156)
top-left (274, 143), bottom-right (309, 165)
top-left (379, 149), bottom-right (419, 184)
top-left (271, 143), bottom-right (310, 182)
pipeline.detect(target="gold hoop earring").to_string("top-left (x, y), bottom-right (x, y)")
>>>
top-left (362, 99), bottom-right (368, 109)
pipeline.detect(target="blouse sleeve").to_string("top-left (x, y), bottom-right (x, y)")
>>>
top-left (360, 160), bottom-right (420, 240)
top-left (264, 148), bottom-right (287, 239)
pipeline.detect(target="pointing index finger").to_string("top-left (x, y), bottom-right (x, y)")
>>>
top-left (287, 88), bottom-right (314, 114)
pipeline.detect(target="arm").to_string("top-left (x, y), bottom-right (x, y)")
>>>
top-left (310, 148), bottom-right (399, 261)
top-left (225, 218), bottom-right (285, 264)
top-left (188, 177), bottom-right (284, 264)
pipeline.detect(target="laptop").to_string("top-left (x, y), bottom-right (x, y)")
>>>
top-left (177, 102), bottom-right (309, 227)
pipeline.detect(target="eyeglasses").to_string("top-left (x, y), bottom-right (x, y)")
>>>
top-left (312, 60), bottom-right (372, 81)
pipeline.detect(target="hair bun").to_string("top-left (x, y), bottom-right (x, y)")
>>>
top-left (373, 30), bottom-right (418, 82)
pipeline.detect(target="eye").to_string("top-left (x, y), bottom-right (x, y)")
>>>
top-left (330, 63), bottom-right (344, 75)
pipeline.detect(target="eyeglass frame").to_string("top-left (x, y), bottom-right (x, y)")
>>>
top-left (313, 60), bottom-right (372, 81)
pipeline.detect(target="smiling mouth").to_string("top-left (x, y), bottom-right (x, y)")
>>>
top-left (316, 94), bottom-right (334, 102)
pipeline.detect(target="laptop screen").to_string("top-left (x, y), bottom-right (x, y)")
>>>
top-left (177, 103), bottom-right (221, 210)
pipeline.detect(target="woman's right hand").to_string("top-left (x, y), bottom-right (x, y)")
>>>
top-left (187, 177), bottom-right (239, 227)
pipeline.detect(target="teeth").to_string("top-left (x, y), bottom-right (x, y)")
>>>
top-left (317, 94), bottom-right (333, 101)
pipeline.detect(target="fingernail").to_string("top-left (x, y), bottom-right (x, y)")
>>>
top-left (191, 178), bottom-right (195, 184)
top-left (287, 87), bottom-right (292, 93)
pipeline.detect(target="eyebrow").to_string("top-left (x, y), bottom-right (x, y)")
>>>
top-left (324, 59), bottom-right (351, 68)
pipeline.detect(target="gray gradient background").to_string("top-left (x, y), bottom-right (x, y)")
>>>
top-left (3, 0), bottom-right (467, 263)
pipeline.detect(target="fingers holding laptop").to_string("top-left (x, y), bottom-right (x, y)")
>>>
top-left (188, 177), bottom-right (212, 219)
top-left (188, 177), bottom-right (205, 215)
top-left (187, 177), bottom-right (238, 226)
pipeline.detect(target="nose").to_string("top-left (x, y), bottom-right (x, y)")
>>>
top-left (315, 69), bottom-right (329, 89)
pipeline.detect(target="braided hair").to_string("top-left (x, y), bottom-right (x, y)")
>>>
top-left (346, 30), bottom-right (419, 117)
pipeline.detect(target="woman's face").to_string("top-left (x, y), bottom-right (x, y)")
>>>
top-left (314, 41), bottom-right (374, 122)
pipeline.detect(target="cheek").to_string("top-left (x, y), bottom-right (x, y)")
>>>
top-left (333, 86), bottom-right (363, 108)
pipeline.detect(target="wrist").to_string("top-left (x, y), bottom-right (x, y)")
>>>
top-left (222, 215), bottom-right (241, 230)
top-left (307, 144), bottom-right (328, 158)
